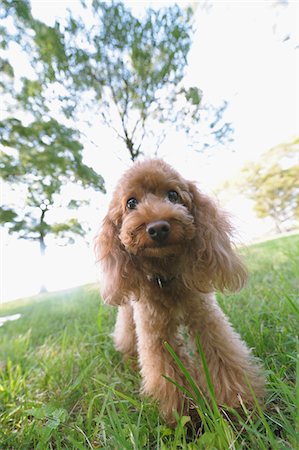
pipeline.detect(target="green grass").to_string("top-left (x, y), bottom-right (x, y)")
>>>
top-left (0, 234), bottom-right (298, 449)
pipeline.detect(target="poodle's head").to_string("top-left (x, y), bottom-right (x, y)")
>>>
top-left (96, 159), bottom-right (247, 304)
top-left (113, 159), bottom-right (196, 258)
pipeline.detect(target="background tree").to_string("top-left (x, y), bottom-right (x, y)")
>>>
top-left (0, 118), bottom-right (104, 291)
top-left (240, 137), bottom-right (299, 233)
top-left (60, 0), bottom-right (203, 160)
top-left (0, 0), bottom-right (105, 291)
top-left (3, 0), bottom-right (232, 162)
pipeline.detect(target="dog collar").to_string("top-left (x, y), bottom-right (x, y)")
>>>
top-left (147, 274), bottom-right (175, 289)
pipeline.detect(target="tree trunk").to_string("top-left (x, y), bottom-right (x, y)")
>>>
top-left (271, 211), bottom-right (283, 234)
top-left (39, 208), bottom-right (48, 293)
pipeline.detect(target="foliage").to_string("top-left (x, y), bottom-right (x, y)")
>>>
top-left (240, 137), bottom-right (299, 232)
top-left (60, 1), bottom-right (201, 160)
top-left (0, 234), bottom-right (298, 448)
top-left (2, 0), bottom-right (232, 162)
top-left (67, 1), bottom-right (232, 158)
top-left (0, 0), bottom-right (105, 261)
top-left (0, 117), bottom-right (104, 249)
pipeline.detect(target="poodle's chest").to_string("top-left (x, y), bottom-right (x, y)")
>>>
top-left (146, 273), bottom-right (176, 289)
top-left (133, 275), bottom-right (195, 316)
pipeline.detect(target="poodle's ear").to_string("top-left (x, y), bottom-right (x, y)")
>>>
top-left (188, 182), bottom-right (248, 293)
top-left (94, 201), bottom-right (132, 305)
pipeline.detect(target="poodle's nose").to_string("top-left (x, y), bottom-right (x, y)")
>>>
top-left (146, 220), bottom-right (170, 242)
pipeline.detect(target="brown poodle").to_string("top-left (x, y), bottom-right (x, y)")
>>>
top-left (95, 159), bottom-right (264, 426)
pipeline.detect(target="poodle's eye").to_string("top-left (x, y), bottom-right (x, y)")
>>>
top-left (167, 190), bottom-right (179, 203)
top-left (126, 198), bottom-right (138, 210)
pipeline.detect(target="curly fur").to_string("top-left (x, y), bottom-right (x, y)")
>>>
top-left (95, 159), bottom-right (265, 426)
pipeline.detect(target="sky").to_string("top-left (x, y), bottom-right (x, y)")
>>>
top-left (1, 1), bottom-right (299, 303)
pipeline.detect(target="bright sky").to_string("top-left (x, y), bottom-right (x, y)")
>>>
top-left (1, 1), bottom-right (298, 303)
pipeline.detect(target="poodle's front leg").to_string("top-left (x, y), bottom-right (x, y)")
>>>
top-left (113, 303), bottom-right (137, 358)
top-left (132, 301), bottom-right (188, 425)
top-left (188, 294), bottom-right (265, 408)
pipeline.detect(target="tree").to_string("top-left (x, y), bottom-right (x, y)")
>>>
top-left (0, 118), bottom-right (104, 291)
top-left (240, 137), bottom-right (299, 233)
top-left (63, 1), bottom-right (203, 161)
top-left (0, 0), bottom-right (105, 291)
top-left (5, 0), bottom-right (232, 162)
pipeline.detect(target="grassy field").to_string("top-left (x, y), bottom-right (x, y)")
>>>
top-left (0, 234), bottom-right (298, 449)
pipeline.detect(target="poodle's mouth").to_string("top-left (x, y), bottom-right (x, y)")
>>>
top-left (138, 243), bottom-right (183, 258)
